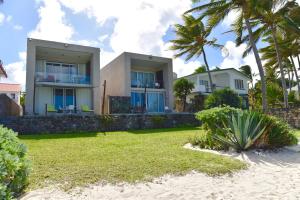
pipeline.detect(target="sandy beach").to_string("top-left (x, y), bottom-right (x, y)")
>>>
top-left (21, 144), bottom-right (300, 200)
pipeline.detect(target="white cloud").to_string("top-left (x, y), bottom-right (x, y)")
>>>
top-left (0, 52), bottom-right (26, 91)
top-left (0, 12), bottom-right (5, 25)
top-left (6, 15), bottom-right (12, 22)
top-left (29, 0), bottom-right (74, 42)
top-left (13, 24), bottom-right (23, 30)
top-left (222, 10), bottom-right (241, 27)
top-left (57, 0), bottom-right (194, 76)
top-left (28, 0), bottom-right (198, 79)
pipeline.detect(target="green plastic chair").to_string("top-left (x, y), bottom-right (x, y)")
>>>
top-left (81, 105), bottom-right (93, 112)
top-left (47, 104), bottom-right (57, 112)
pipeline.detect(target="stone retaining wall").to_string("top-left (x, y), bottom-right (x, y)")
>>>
top-left (268, 108), bottom-right (300, 128)
top-left (0, 113), bottom-right (200, 135)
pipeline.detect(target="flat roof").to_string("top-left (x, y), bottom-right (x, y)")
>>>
top-left (177, 68), bottom-right (251, 80)
top-left (0, 83), bottom-right (21, 92)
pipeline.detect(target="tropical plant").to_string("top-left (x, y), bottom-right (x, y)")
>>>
top-left (196, 107), bottom-right (298, 150)
top-left (193, 65), bottom-right (206, 74)
top-left (186, 0), bottom-right (268, 112)
top-left (169, 15), bottom-right (222, 92)
top-left (204, 88), bottom-right (242, 109)
top-left (173, 78), bottom-right (194, 111)
top-left (0, 126), bottom-right (30, 199)
top-left (213, 111), bottom-right (268, 151)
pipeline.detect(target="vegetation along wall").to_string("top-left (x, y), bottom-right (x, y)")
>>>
top-left (0, 113), bottom-right (200, 134)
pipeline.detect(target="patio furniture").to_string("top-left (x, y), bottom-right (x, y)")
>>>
top-left (81, 105), bottom-right (93, 113)
top-left (46, 104), bottom-right (57, 115)
top-left (66, 105), bottom-right (75, 113)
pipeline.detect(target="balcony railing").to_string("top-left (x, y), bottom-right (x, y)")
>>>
top-left (131, 80), bottom-right (164, 89)
top-left (35, 72), bottom-right (91, 85)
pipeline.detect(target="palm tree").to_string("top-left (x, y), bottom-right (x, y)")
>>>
top-left (253, 0), bottom-right (300, 108)
top-left (169, 15), bottom-right (222, 92)
top-left (186, 0), bottom-right (268, 112)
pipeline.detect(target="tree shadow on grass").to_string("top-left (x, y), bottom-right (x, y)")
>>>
top-left (127, 126), bottom-right (201, 135)
top-left (19, 131), bottom-right (99, 140)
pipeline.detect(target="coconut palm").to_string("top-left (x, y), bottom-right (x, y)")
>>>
top-left (186, 0), bottom-right (268, 112)
top-left (169, 15), bottom-right (222, 92)
top-left (252, 0), bottom-right (300, 108)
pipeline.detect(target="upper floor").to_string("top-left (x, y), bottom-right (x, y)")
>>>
top-left (182, 68), bottom-right (250, 95)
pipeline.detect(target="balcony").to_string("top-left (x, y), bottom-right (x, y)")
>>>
top-left (35, 72), bottom-right (91, 85)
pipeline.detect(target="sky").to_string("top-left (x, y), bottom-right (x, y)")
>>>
top-left (1, 0), bottom-right (298, 91)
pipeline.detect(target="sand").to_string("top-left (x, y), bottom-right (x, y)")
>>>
top-left (21, 143), bottom-right (300, 200)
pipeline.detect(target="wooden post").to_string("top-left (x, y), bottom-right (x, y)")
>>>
top-left (101, 80), bottom-right (106, 115)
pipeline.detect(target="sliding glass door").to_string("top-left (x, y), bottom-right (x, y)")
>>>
top-left (131, 91), bottom-right (164, 113)
top-left (54, 88), bottom-right (75, 110)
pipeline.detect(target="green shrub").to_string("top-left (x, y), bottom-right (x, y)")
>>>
top-left (195, 107), bottom-right (298, 151)
top-left (196, 106), bottom-right (242, 131)
top-left (0, 126), bottom-right (30, 199)
top-left (204, 88), bottom-right (242, 109)
top-left (188, 132), bottom-right (226, 150)
top-left (257, 115), bottom-right (298, 148)
top-left (214, 111), bottom-right (268, 151)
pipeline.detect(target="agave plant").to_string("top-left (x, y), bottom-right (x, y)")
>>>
top-left (213, 111), bottom-right (268, 152)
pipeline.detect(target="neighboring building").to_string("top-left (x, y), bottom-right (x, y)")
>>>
top-left (100, 52), bottom-right (174, 114)
top-left (25, 38), bottom-right (101, 115)
top-left (0, 83), bottom-right (21, 104)
top-left (181, 68), bottom-right (251, 107)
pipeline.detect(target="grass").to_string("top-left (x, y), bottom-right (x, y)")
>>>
top-left (294, 130), bottom-right (300, 138)
top-left (20, 127), bottom-right (246, 190)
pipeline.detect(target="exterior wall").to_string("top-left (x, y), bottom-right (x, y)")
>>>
top-left (0, 94), bottom-right (22, 117)
top-left (34, 87), bottom-right (53, 115)
top-left (25, 38), bottom-right (101, 115)
top-left (100, 52), bottom-right (174, 114)
top-left (100, 53), bottom-right (128, 114)
top-left (76, 88), bottom-right (92, 109)
top-left (228, 70), bottom-right (249, 95)
top-left (184, 69), bottom-right (249, 95)
top-left (0, 91), bottom-right (20, 104)
top-left (0, 113), bottom-right (200, 134)
top-left (268, 108), bottom-right (300, 128)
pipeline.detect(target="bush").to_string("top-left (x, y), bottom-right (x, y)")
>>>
top-left (214, 111), bottom-right (268, 151)
top-left (256, 115), bottom-right (298, 148)
top-left (188, 132), bottom-right (225, 150)
top-left (195, 107), bottom-right (298, 151)
top-left (0, 126), bottom-right (30, 199)
top-left (204, 88), bottom-right (242, 109)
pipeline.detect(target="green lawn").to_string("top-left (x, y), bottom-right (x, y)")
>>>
top-left (20, 127), bottom-right (246, 190)
top-left (294, 130), bottom-right (300, 138)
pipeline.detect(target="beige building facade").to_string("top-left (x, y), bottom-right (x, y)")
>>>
top-left (25, 38), bottom-right (101, 115)
top-left (100, 52), bottom-right (174, 114)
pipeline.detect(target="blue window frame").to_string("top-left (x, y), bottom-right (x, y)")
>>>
top-left (131, 91), bottom-right (164, 113)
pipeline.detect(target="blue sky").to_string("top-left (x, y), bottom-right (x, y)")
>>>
top-left (0, 0), bottom-right (266, 90)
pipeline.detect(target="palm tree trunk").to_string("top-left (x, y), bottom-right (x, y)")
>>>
top-left (290, 56), bottom-right (300, 95)
top-left (297, 55), bottom-right (300, 69)
top-left (244, 18), bottom-right (268, 112)
top-left (202, 47), bottom-right (214, 92)
top-left (271, 26), bottom-right (289, 109)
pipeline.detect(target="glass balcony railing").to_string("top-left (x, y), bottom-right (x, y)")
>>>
top-left (35, 72), bottom-right (91, 85)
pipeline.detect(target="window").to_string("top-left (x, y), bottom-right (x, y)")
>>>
top-left (199, 80), bottom-right (209, 88)
top-left (131, 71), bottom-right (155, 88)
top-left (10, 93), bottom-right (16, 100)
top-left (235, 79), bottom-right (244, 90)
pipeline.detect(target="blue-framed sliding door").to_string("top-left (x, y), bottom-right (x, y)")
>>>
top-left (131, 91), bottom-right (164, 113)
top-left (54, 88), bottom-right (75, 110)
